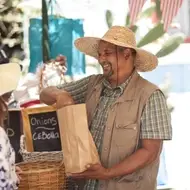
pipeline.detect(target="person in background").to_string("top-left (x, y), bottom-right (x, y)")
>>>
top-left (40, 26), bottom-right (172, 190)
top-left (0, 62), bottom-right (22, 189)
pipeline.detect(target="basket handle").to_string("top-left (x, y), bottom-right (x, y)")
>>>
top-left (59, 158), bottom-right (65, 168)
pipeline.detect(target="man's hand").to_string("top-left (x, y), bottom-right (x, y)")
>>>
top-left (40, 87), bottom-right (74, 108)
top-left (55, 91), bottom-right (75, 109)
top-left (70, 164), bottom-right (112, 180)
top-left (40, 54), bottom-right (75, 108)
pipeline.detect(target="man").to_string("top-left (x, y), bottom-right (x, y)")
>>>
top-left (40, 26), bottom-right (172, 190)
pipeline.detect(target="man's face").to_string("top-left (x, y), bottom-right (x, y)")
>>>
top-left (98, 41), bottom-right (119, 79)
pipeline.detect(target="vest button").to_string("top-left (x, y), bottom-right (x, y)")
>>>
top-left (116, 124), bottom-right (122, 128)
top-left (139, 176), bottom-right (143, 180)
top-left (100, 184), bottom-right (104, 188)
top-left (104, 147), bottom-right (108, 151)
top-left (107, 127), bottom-right (111, 130)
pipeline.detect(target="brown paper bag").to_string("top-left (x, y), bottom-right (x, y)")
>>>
top-left (57, 104), bottom-right (100, 173)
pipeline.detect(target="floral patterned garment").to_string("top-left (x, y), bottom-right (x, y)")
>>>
top-left (0, 127), bottom-right (18, 189)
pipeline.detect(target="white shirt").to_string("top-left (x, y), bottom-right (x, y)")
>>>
top-left (0, 127), bottom-right (18, 189)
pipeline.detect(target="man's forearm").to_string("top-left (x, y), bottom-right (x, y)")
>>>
top-left (108, 147), bottom-right (159, 178)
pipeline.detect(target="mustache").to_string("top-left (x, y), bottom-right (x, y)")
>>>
top-left (99, 61), bottom-right (112, 66)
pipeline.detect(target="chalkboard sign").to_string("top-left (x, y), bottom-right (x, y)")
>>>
top-left (4, 109), bottom-right (23, 163)
top-left (22, 106), bottom-right (61, 152)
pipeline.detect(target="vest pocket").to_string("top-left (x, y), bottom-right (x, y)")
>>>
top-left (114, 123), bottom-right (138, 161)
top-left (115, 123), bottom-right (138, 146)
top-left (114, 173), bottom-right (143, 190)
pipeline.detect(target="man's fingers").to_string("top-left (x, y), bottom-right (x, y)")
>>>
top-left (85, 164), bottom-right (101, 171)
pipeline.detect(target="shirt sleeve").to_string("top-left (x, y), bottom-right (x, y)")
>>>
top-left (57, 75), bottom-right (92, 104)
top-left (0, 127), bottom-right (18, 189)
top-left (140, 90), bottom-right (172, 140)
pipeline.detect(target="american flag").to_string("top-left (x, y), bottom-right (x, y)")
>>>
top-left (160, 0), bottom-right (183, 31)
top-left (128, 0), bottom-right (147, 25)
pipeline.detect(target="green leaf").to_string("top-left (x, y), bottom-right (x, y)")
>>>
top-left (106, 10), bottom-right (113, 28)
top-left (156, 33), bottom-right (185, 57)
top-left (125, 13), bottom-right (130, 26)
top-left (125, 13), bottom-right (138, 33)
top-left (155, 0), bottom-right (162, 20)
top-left (137, 23), bottom-right (164, 47)
top-left (140, 4), bottom-right (156, 18)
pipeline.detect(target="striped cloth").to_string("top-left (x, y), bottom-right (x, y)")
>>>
top-left (160, 0), bottom-right (183, 31)
top-left (128, 0), bottom-right (147, 25)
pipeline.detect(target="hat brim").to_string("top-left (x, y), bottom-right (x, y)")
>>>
top-left (0, 63), bottom-right (21, 96)
top-left (74, 37), bottom-right (158, 72)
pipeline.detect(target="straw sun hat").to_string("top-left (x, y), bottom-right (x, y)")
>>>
top-left (75, 25), bottom-right (158, 72)
top-left (0, 63), bottom-right (21, 96)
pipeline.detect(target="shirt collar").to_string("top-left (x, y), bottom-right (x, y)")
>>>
top-left (102, 73), bottom-right (133, 94)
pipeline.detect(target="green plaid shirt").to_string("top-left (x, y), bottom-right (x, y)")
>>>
top-left (57, 75), bottom-right (172, 190)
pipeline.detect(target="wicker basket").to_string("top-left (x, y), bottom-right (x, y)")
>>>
top-left (20, 135), bottom-right (63, 162)
top-left (17, 160), bottom-right (66, 190)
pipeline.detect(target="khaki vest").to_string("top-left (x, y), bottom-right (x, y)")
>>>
top-left (77, 71), bottom-right (160, 190)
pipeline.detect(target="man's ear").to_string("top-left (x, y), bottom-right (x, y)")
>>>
top-left (123, 48), bottom-right (131, 60)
